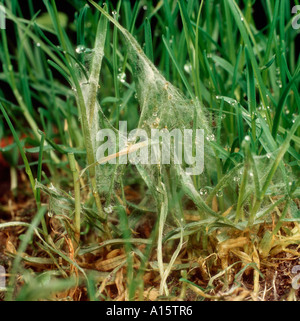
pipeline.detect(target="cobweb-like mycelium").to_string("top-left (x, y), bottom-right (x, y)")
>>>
top-left (37, 4), bottom-right (298, 297)
top-left (87, 9), bottom-right (216, 205)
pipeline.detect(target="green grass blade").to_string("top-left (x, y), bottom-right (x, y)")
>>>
top-left (144, 18), bottom-right (153, 62)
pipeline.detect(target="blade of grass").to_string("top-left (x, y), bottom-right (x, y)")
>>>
top-left (162, 35), bottom-right (195, 99)
top-left (227, 0), bottom-right (271, 125)
top-left (0, 102), bottom-right (37, 200)
top-left (245, 46), bottom-right (257, 143)
top-left (5, 206), bottom-right (47, 300)
top-left (68, 153), bottom-right (81, 247)
top-left (272, 61), bottom-right (300, 139)
top-left (144, 17), bottom-right (153, 62)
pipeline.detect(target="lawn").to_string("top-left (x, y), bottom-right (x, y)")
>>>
top-left (0, 0), bottom-right (299, 301)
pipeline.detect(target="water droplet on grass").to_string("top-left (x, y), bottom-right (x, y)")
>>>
top-left (117, 72), bottom-right (126, 83)
top-left (206, 134), bottom-right (215, 142)
top-left (216, 190), bottom-right (223, 197)
top-left (244, 135), bottom-right (251, 142)
top-left (104, 205), bottom-right (113, 214)
top-left (200, 188), bottom-right (207, 196)
top-left (76, 45), bottom-right (86, 54)
top-left (152, 118), bottom-right (160, 127)
top-left (184, 63), bottom-right (192, 73)
top-left (276, 79), bottom-right (282, 88)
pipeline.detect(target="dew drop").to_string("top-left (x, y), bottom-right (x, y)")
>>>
top-left (276, 79), bottom-right (282, 88)
top-left (117, 72), bottom-right (126, 83)
top-left (244, 135), bottom-right (251, 142)
top-left (200, 188), bottom-right (207, 196)
top-left (143, 5), bottom-right (148, 10)
top-left (75, 45), bottom-right (86, 54)
top-left (206, 134), bottom-right (216, 142)
top-left (184, 63), bottom-right (192, 73)
top-left (104, 205), bottom-right (113, 214)
top-left (36, 42), bottom-right (41, 47)
top-left (216, 190), bottom-right (223, 197)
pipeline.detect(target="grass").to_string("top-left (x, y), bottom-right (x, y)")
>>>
top-left (0, 0), bottom-right (299, 301)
